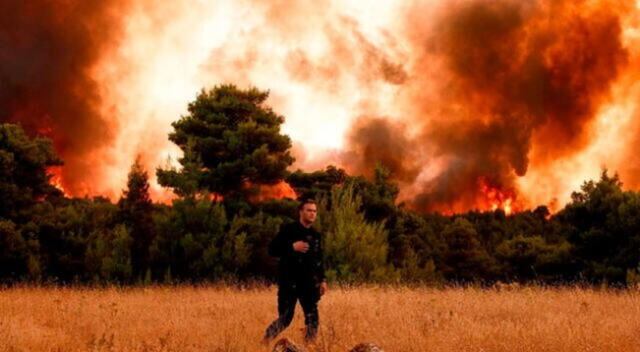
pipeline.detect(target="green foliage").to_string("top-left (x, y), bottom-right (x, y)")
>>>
top-left (441, 218), bottom-right (496, 282)
top-left (225, 212), bottom-right (283, 279)
top-left (286, 165), bottom-right (347, 200)
top-left (84, 224), bottom-right (133, 283)
top-left (556, 170), bottom-right (640, 283)
top-left (35, 198), bottom-right (119, 282)
top-left (626, 262), bottom-right (640, 286)
top-left (399, 250), bottom-right (440, 283)
top-left (345, 164), bottom-right (400, 222)
top-left (0, 123), bottom-right (62, 222)
top-left (0, 220), bottom-right (27, 280)
top-left (254, 198), bottom-right (298, 221)
top-left (317, 183), bottom-right (397, 283)
top-left (495, 235), bottom-right (571, 281)
top-left (157, 85), bottom-right (294, 204)
top-left (118, 158), bottom-right (155, 279)
top-left (5, 92), bottom-right (640, 286)
top-left (103, 225), bottom-right (133, 282)
top-left (151, 198), bottom-right (228, 281)
top-left (388, 210), bottom-right (445, 283)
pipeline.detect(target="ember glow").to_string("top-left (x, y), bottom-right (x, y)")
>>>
top-left (479, 178), bottom-right (520, 216)
top-left (3, 0), bottom-right (640, 213)
top-left (47, 166), bottom-right (68, 197)
top-left (253, 182), bottom-right (298, 203)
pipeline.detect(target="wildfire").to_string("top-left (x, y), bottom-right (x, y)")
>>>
top-left (252, 182), bottom-right (298, 202)
top-left (47, 166), bottom-right (68, 196)
top-left (479, 178), bottom-right (519, 215)
top-left (4, 0), bottom-right (640, 215)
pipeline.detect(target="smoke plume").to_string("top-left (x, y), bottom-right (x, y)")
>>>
top-left (3, 0), bottom-right (639, 213)
top-left (0, 0), bottom-right (127, 195)
top-left (342, 0), bottom-right (632, 212)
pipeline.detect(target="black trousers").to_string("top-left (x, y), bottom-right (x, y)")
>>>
top-left (264, 280), bottom-right (320, 342)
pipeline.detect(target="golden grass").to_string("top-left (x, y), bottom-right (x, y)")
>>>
top-left (1, 285), bottom-right (639, 352)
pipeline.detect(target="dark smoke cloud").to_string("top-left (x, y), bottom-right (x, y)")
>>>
top-left (414, 118), bottom-right (528, 212)
top-left (342, 116), bottom-right (420, 183)
top-left (342, 0), bottom-right (630, 212)
top-left (0, 0), bottom-right (127, 194)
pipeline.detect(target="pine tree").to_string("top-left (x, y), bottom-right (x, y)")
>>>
top-left (119, 157), bottom-right (155, 280)
top-left (317, 183), bottom-right (397, 283)
top-left (441, 218), bottom-right (495, 282)
top-left (157, 85), bottom-right (294, 209)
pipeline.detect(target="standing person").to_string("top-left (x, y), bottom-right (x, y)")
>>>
top-left (263, 199), bottom-right (328, 344)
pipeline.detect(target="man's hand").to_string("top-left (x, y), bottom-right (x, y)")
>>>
top-left (319, 281), bottom-right (328, 296)
top-left (292, 240), bottom-right (309, 253)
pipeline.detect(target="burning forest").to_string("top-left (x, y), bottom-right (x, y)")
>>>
top-left (2, 0), bottom-right (640, 214)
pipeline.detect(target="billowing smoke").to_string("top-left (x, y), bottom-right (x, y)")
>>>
top-left (344, 0), bottom-right (632, 212)
top-left (3, 0), bottom-right (638, 212)
top-left (0, 0), bottom-right (126, 195)
top-left (342, 116), bottom-right (420, 183)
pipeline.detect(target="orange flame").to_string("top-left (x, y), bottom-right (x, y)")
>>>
top-left (252, 182), bottom-right (298, 202)
top-left (151, 182), bottom-right (294, 205)
top-left (478, 177), bottom-right (520, 215)
top-left (8, 1), bottom-right (640, 216)
top-left (47, 166), bottom-right (68, 196)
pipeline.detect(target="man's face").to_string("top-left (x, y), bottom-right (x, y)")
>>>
top-left (299, 203), bottom-right (317, 225)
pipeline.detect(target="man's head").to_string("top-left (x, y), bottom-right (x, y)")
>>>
top-left (298, 199), bottom-right (317, 227)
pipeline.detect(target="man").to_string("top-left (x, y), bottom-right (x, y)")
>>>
top-left (263, 199), bottom-right (328, 344)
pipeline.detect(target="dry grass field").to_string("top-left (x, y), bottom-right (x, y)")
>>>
top-left (1, 285), bottom-right (639, 352)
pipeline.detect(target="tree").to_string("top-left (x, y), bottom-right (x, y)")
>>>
top-left (157, 85), bottom-right (294, 207)
top-left (495, 235), bottom-right (571, 282)
top-left (101, 224), bottom-right (133, 282)
top-left (556, 170), bottom-right (640, 283)
top-left (317, 183), bottom-right (397, 283)
top-left (346, 164), bottom-right (400, 222)
top-left (0, 220), bottom-right (27, 281)
top-left (225, 212), bottom-right (283, 279)
top-left (0, 123), bottom-right (62, 222)
top-left (36, 197), bottom-right (118, 282)
top-left (286, 165), bottom-right (347, 200)
top-left (118, 157), bottom-right (155, 279)
top-left (151, 199), bottom-right (228, 281)
top-left (441, 218), bottom-right (496, 282)
top-left (387, 210), bottom-right (445, 283)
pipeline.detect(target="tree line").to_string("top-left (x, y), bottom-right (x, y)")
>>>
top-left (1, 85), bottom-right (639, 285)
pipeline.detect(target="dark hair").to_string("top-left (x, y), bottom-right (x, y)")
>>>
top-left (298, 198), bottom-right (317, 211)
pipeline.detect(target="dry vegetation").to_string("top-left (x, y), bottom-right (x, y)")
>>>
top-left (1, 285), bottom-right (639, 352)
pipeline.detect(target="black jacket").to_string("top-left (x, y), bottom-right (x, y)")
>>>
top-left (269, 221), bottom-right (326, 285)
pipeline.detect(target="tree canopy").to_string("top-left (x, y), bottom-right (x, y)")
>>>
top-left (0, 123), bottom-right (62, 221)
top-left (2, 84), bottom-right (640, 286)
top-left (157, 85), bottom-right (294, 203)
